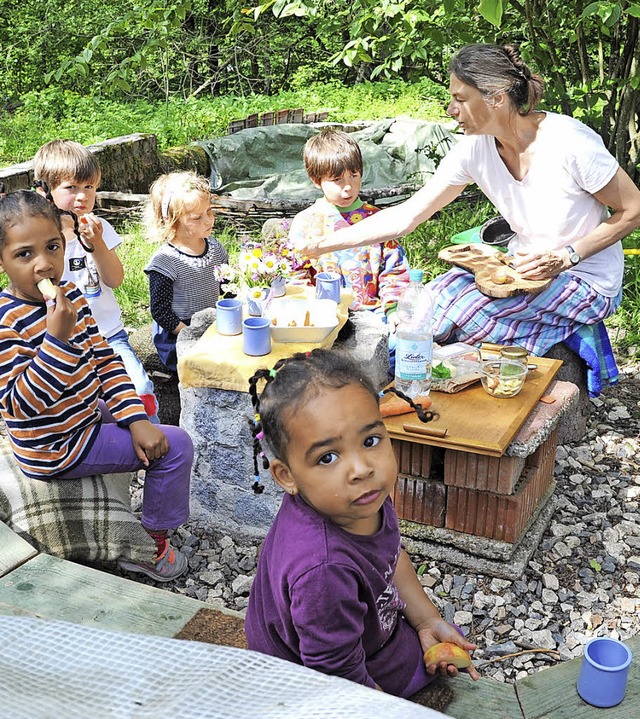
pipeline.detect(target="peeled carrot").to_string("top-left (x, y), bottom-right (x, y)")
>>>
top-left (380, 393), bottom-right (432, 418)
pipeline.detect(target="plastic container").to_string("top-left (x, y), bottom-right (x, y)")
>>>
top-left (480, 359), bottom-right (527, 398)
top-left (432, 342), bottom-right (482, 393)
top-left (394, 269), bottom-right (433, 398)
top-left (577, 637), bottom-right (633, 708)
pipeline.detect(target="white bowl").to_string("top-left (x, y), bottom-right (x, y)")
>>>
top-left (269, 322), bottom-right (338, 344)
top-left (265, 297), bottom-right (338, 343)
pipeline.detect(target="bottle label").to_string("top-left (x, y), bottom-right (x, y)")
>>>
top-left (396, 336), bottom-right (432, 380)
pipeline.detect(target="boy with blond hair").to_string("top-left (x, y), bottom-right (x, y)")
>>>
top-left (34, 140), bottom-right (159, 421)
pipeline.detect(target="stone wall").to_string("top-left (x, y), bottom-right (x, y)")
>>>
top-left (0, 134), bottom-right (209, 194)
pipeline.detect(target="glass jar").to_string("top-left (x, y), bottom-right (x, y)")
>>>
top-left (500, 345), bottom-right (528, 369)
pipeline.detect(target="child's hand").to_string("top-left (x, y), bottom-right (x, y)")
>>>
top-left (79, 213), bottom-right (105, 248)
top-left (46, 286), bottom-right (77, 344)
top-left (129, 420), bottom-right (170, 467)
top-left (417, 617), bottom-right (480, 681)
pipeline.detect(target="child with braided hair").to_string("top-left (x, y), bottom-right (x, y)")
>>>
top-left (245, 348), bottom-right (479, 697)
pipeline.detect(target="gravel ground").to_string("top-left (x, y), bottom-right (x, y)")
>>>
top-left (124, 355), bottom-right (640, 684)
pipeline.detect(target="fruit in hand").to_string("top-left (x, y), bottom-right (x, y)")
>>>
top-left (37, 278), bottom-right (57, 301)
top-left (423, 642), bottom-right (472, 669)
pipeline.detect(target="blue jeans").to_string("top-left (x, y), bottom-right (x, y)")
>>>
top-left (108, 329), bottom-right (160, 423)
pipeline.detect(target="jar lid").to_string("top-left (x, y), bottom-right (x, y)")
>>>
top-left (500, 345), bottom-right (528, 359)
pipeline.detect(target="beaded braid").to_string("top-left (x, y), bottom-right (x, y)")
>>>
top-left (248, 359), bottom-right (290, 494)
top-left (380, 386), bottom-right (437, 423)
top-left (32, 180), bottom-right (93, 253)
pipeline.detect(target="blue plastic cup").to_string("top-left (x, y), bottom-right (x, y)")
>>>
top-left (576, 637), bottom-right (633, 708)
top-left (216, 298), bottom-right (243, 336)
top-left (315, 272), bottom-right (341, 302)
top-left (242, 317), bottom-right (271, 356)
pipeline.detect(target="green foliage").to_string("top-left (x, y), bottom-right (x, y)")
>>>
top-left (0, 79), bottom-right (447, 165)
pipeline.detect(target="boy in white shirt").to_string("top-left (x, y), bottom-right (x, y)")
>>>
top-left (34, 140), bottom-right (159, 422)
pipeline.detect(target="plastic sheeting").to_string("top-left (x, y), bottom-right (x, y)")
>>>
top-left (0, 616), bottom-right (449, 719)
top-left (196, 119), bottom-right (458, 205)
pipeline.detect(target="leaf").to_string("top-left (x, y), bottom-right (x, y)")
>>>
top-left (479, 0), bottom-right (503, 27)
top-left (417, 563), bottom-right (427, 576)
top-left (627, 3), bottom-right (640, 17)
top-left (589, 559), bottom-right (602, 572)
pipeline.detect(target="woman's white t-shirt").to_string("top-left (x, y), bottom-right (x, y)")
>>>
top-left (434, 112), bottom-right (623, 297)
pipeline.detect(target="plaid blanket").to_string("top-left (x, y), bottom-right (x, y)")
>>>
top-left (0, 439), bottom-right (155, 564)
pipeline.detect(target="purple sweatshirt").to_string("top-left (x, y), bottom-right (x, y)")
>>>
top-left (245, 494), bottom-right (430, 697)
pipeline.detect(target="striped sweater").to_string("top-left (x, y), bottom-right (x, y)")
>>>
top-left (0, 283), bottom-right (148, 479)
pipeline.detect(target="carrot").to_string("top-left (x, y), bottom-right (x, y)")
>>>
top-left (380, 393), bottom-right (432, 418)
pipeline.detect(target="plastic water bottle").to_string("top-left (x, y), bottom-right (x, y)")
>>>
top-left (394, 268), bottom-right (433, 398)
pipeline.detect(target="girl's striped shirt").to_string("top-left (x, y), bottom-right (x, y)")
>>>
top-left (0, 283), bottom-right (148, 478)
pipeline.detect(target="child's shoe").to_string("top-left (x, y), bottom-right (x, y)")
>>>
top-left (118, 542), bottom-right (188, 583)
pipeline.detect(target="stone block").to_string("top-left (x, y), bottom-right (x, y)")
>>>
top-left (402, 492), bottom-right (557, 580)
top-left (542, 344), bottom-right (590, 444)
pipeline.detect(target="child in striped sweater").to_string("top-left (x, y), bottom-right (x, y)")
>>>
top-left (144, 172), bottom-right (228, 373)
top-left (0, 191), bottom-right (193, 582)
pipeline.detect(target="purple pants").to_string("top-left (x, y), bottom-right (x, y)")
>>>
top-left (59, 405), bottom-right (193, 531)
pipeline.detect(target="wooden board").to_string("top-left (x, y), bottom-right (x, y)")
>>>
top-left (438, 244), bottom-right (552, 298)
top-left (442, 674), bottom-right (523, 719)
top-left (515, 633), bottom-right (640, 718)
top-left (384, 356), bottom-right (562, 457)
top-left (0, 521), bottom-right (37, 578)
top-left (0, 553), bottom-right (229, 638)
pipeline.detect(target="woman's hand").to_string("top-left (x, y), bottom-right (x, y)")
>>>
top-left (416, 617), bottom-right (480, 681)
top-left (129, 420), bottom-right (169, 467)
top-left (511, 249), bottom-right (568, 280)
top-left (46, 286), bottom-right (77, 344)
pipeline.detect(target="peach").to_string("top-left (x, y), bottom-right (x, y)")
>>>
top-left (423, 642), bottom-right (472, 669)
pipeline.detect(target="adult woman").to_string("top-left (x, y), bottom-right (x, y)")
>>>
top-left (299, 44), bottom-right (640, 393)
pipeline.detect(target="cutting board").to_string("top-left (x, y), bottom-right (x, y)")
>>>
top-left (383, 355), bottom-right (562, 457)
top-left (438, 243), bottom-right (552, 298)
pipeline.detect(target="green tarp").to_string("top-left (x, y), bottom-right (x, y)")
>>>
top-left (196, 118), bottom-right (458, 205)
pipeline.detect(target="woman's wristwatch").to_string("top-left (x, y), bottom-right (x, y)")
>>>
top-left (566, 245), bottom-right (581, 266)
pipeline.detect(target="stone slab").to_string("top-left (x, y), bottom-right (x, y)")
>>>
top-left (505, 380), bottom-right (578, 458)
top-left (401, 492), bottom-right (557, 580)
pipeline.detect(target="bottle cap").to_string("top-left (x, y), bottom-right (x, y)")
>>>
top-left (409, 268), bottom-right (424, 282)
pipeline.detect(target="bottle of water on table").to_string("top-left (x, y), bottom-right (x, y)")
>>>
top-left (394, 268), bottom-right (433, 398)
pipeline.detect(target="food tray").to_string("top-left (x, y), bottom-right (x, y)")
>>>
top-left (270, 322), bottom-right (339, 344)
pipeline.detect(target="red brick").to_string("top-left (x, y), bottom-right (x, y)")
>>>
top-left (393, 474), bottom-right (446, 526)
top-left (391, 439), bottom-right (432, 478)
top-left (527, 427), bottom-right (558, 470)
top-left (445, 460), bottom-right (555, 542)
top-left (444, 450), bottom-right (526, 494)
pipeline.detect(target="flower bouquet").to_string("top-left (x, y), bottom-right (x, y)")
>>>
top-left (215, 220), bottom-right (303, 316)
